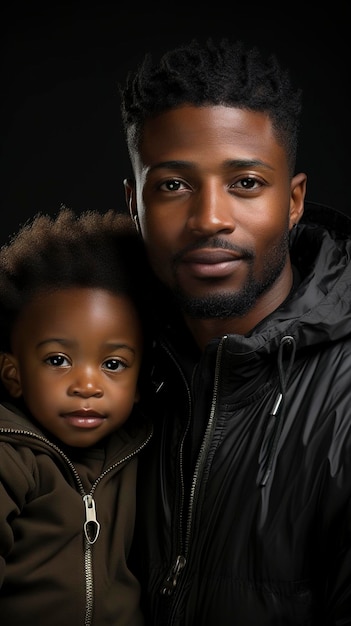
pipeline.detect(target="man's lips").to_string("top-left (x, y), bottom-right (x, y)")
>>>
top-left (179, 248), bottom-right (243, 278)
top-left (62, 410), bottom-right (105, 428)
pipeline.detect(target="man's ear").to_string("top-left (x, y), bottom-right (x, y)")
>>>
top-left (0, 353), bottom-right (22, 398)
top-left (289, 172), bottom-right (307, 229)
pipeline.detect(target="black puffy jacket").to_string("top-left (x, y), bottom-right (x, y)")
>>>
top-left (132, 203), bottom-right (351, 626)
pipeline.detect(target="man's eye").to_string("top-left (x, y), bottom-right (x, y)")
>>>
top-left (45, 354), bottom-right (69, 366)
top-left (160, 179), bottom-right (183, 191)
top-left (235, 177), bottom-right (259, 190)
top-left (103, 359), bottom-right (126, 372)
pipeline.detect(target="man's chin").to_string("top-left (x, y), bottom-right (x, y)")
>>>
top-left (174, 290), bottom-right (255, 320)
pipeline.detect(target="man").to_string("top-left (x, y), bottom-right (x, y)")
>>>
top-left (119, 38), bottom-right (351, 625)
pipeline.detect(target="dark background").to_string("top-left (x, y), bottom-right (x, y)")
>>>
top-left (1, 1), bottom-right (349, 245)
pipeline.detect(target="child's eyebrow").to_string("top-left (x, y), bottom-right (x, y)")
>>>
top-left (37, 338), bottom-right (137, 355)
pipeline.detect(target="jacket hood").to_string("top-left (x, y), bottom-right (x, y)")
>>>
top-left (244, 201), bottom-right (351, 357)
top-left (0, 402), bottom-right (40, 432)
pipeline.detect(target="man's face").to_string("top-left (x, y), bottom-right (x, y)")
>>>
top-left (127, 105), bottom-right (305, 324)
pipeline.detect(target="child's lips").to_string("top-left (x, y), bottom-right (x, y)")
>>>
top-left (62, 410), bottom-right (105, 428)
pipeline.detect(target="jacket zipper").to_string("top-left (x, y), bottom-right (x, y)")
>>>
top-left (158, 342), bottom-right (192, 596)
top-left (160, 337), bottom-right (226, 614)
top-left (1, 426), bottom-right (153, 626)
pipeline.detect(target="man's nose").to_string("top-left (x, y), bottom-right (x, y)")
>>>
top-left (186, 183), bottom-right (235, 236)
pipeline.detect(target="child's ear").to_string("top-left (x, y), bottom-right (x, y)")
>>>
top-left (0, 353), bottom-right (22, 397)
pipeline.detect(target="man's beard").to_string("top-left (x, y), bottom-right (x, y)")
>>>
top-left (171, 231), bottom-right (290, 320)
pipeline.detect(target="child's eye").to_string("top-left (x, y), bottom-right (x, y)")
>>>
top-left (45, 354), bottom-right (70, 367)
top-left (103, 358), bottom-right (127, 372)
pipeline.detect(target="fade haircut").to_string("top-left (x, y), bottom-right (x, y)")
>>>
top-left (120, 37), bottom-right (302, 175)
top-left (0, 207), bottom-right (150, 352)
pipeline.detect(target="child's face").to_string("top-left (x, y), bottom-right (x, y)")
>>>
top-left (1, 287), bottom-right (143, 447)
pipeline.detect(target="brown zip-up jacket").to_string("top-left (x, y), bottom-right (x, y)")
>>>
top-left (0, 401), bottom-right (152, 626)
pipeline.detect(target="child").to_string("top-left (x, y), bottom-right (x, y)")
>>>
top-left (0, 207), bottom-right (153, 626)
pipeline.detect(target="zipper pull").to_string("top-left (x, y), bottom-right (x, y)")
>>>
top-left (83, 494), bottom-right (101, 544)
top-left (160, 555), bottom-right (186, 596)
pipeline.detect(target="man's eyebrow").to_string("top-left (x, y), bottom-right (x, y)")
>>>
top-left (148, 160), bottom-right (195, 172)
top-left (223, 158), bottom-right (274, 170)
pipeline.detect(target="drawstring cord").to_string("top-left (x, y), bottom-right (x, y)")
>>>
top-left (260, 335), bottom-right (296, 486)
